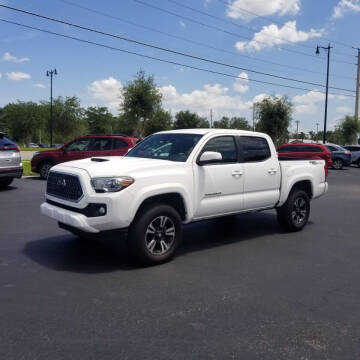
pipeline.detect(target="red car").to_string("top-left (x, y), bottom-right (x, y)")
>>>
top-left (31, 134), bottom-right (138, 179)
top-left (277, 143), bottom-right (333, 168)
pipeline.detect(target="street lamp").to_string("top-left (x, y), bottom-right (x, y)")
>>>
top-left (46, 69), bottom-right (57, 147)
top-left (316, 44), bottom-right (332, 144)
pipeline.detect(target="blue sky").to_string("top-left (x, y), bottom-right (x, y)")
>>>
top-left (0, 0), bottom-right (359, 133)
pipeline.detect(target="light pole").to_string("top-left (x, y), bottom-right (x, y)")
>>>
top-left (46, 69), bottom-right (57, 147)
top-left (316, 44), bottom-right (332, 144)
top-left (316, 122), bottom-right (319, 143)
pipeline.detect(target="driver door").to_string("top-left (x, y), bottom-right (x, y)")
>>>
top-left (193, 136), bottom-right (244, 219)
top-left (61, 138), bottom-right (93, 163)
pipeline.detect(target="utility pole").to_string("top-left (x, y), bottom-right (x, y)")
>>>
top-left (316, 44), bottom-right (332, 144)
top-left (46, 69), bottom-right (57, 147)
top-left (296, 120), bottom-right (300, 140)
top-left (252, 103), bottom-right (255, 131)
top-left (354, 48), bottom-right (360, 123)
top-left (316, 122), bottom-right (319, 143)
top-left (210, 109), bottom-right (213, 128)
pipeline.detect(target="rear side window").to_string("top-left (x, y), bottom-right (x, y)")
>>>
top-left (277, 145), bottom-right (294, 152)
top-left (90, 138), bottom-right (112, 151)
top-left (113, 138), bottom-right (129, 149)
top-left (241, 136), bottom-right (271, 162)
top-left (202, 136), bottom-right (237, 163)
top-left (303, 146), bottom-right (322, 152)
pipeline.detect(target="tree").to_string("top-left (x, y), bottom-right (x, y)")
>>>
top-left (173, 110), bottom-right (209, 129)
top-left (0, 101), bottom-right (46, 144)
top-left (144, 109), bottom-right (172, 136)
top-left (230, 116), bottom-right (251, 130)
top-left (85, 106), bottom-right (115, 134)
top-left (213, 116), bottom-right (231, 128)
top-left (255, 96), bottom-right (292, 146)
top-left (120, 70), bottom-right (162, 137)
top-left (340, 115), bottom-right (359, 144)
top-left (41, 96), bottom-right (86, 143)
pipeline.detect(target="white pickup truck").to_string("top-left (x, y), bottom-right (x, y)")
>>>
top-left (41, 129), bottom-right (328, 264)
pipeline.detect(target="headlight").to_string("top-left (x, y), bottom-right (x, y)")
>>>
top-left (91, 176), bottom-right (134, 193)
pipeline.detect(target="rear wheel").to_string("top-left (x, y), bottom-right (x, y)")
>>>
top-left (332, 158), bottom-right (343, 170)
top-left (277, 189), bottom-right (310, 232)
top-left (128, 203), bottom-right (182, 265)
top-left (0, 178), bottom-right (13, 189)
top-left (39, 161), bottom-right (54, 179)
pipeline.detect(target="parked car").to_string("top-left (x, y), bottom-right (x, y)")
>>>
top-left (27, 143), bottom-right (40, 148)
top-left (276, 143), bottom-right (333, 168)
top-left (41, 129), bottom-right (328, 265)
top-left (324, 144), bottom-right (351, 170)
top-left (0, 132), bottom-right (23, 189)
top-left (343, 145), bottom-right (360, 167)
top-left (31, 134), bottom-right (138, 179)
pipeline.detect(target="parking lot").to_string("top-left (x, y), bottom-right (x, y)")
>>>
top-left (1, 168), bottom-right (360, 359)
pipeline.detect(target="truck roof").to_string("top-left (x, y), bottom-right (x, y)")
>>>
top-left (157, 128), bottom-right (265, 136)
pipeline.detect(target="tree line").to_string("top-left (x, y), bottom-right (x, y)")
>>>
top-left (0, 70), bottom-right (358, 146)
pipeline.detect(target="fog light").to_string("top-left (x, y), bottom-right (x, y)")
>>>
top-left (98, 206), bottom-right (106, 216)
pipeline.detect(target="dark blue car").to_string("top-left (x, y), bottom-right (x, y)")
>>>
top-left (325, 144), bottom-right (352, 170)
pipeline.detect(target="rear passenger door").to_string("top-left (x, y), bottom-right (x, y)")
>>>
top-left (112, 138), bottom-right (131, 156)
top-left (240, 136), bottom-right (281, 210)
top-left (88, 137), bottom-right (113, 157)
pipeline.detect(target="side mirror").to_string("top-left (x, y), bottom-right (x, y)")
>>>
top-left (197, 151), bottom-right (222, 166)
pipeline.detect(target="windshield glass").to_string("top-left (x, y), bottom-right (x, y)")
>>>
top-left (126, 133), bottom-right (203, 162)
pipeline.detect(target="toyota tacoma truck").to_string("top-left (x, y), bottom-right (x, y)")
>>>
top-left (41, 129), bottom-right (328, 265)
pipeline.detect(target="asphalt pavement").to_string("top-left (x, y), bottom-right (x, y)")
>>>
top-left (1, 168), bottom-right (360, 360)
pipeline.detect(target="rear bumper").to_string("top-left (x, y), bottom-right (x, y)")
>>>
top-left (0, 166), bottom-right (23, 179)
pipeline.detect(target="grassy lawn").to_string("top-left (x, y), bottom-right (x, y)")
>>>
top-left (22, 160), bottom-right (37, 176)
top-left (20, 147), bottom-right (53, 151)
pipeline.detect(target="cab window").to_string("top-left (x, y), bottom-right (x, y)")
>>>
top-left (201, 136), bottom-right (237, 163)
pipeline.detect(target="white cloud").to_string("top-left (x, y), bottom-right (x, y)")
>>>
top-left (88, 77), bottom-right (123, 110)
top-left (159, 83), bottom-right (252, 118)
top-left (292, 90), bottom-right (325, 114)
top-left (233, 72), bottom-right (249, 93)
top-left (235, 21), bottom-right (321, 52)
top-left (227, 0), bottom-right (300, 21)
top-left (3, 52), bottom-right (30, 63)
top-left (6, 72), bottom-right (31, 81)
top-left (179, 20), bottom-right (186, 28)
top-left (336, 105), bottom-right (353, 114)
top-left (33, 83), bottom-right (46, 88)
top-left (332, 0), bottom-right (360, 18)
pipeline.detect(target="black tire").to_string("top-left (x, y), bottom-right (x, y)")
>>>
top-left (128, 203), bottom-right (183, 265)
top-left (39, 161), bottom-right (54, 179)
top-left (276, 189), bottom-right (310, 232)
top-left (332, 158), bottom-right (343, 170)
top-left (0, 178), bottom-right (13, 189)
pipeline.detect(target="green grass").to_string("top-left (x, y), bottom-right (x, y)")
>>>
top-left (22, 160), bottom-right (37, 176)
top-left (20, 147), bottom-right (53, 151)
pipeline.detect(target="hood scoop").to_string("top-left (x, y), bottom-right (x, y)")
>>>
top-left (91, 158), bottom-right (109, 162)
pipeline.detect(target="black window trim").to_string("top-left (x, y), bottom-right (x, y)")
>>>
top-left (237, 135), bottom-right (272, 163)
top-left (197, 135), bottom-right (239, 165)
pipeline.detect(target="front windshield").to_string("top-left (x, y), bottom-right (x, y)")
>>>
top-left (126, 133), bottom-right (203, 162)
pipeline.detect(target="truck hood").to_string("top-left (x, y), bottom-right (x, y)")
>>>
top-left (56, 156), bottom-right (184, 178)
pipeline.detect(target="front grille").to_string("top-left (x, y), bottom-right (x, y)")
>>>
top-left (47, 172), bottom-right (83, 202)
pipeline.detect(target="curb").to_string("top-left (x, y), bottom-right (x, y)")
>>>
top-left (22, 176), bottom-right (40, 179)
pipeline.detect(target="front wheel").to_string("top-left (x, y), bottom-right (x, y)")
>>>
top-left (39, 161), bottom-right (54, 179)
top-left (128, 204), bottom-right (183, 265)
top-left (332, 159), bottom-right (343, 170)
top-left (276, 189), bottom-right (310, 232)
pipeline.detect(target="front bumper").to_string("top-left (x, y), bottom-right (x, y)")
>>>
top-left (0, 166), bottom-right (23, 179)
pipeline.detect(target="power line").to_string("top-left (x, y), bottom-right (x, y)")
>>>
top-left (0, 18), bottom-right (355, 98)
top-left (56, 0), bottom-right (344, 79)
top-left (1, 4), bottom-right (354, 93)
top-left (133, 0), bottom-right (356, 66)
top-left (216, 0), bottom-right (357, 51)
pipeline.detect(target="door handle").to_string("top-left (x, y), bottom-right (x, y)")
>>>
top-left (232, 170), bottom-right (243, 177)
top-left (268, 168), bottom-right (277, 174)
